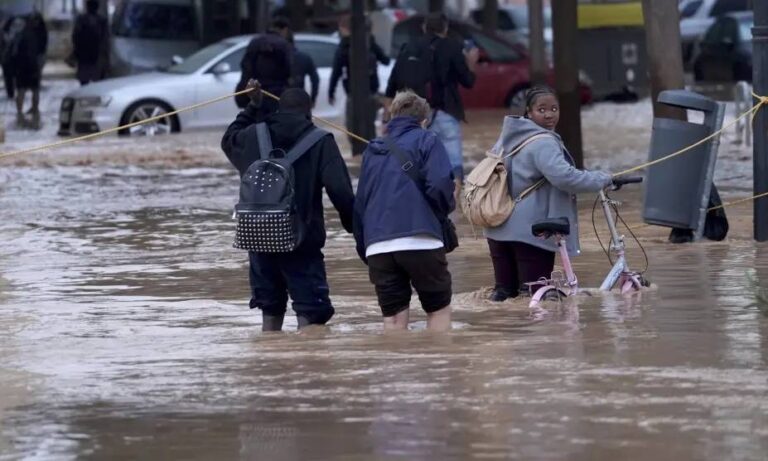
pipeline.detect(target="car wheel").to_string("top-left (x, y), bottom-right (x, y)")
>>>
top-left (119, 100), bottom-right (179, 137)
top-left (508, 85), bottom-right (531, 110)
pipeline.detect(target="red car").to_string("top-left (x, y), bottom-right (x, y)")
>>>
top-left (390, 16), bottom-right (592, 109)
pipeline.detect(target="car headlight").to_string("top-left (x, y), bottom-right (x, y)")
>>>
top-left (77, 96), bottom-right (112, 108)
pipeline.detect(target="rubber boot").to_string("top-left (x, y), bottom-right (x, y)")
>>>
top-left (489, 287), bottom-right (517, 302)
top-left (261, 314), bottom-right (285, 332)
top-left (297, 315), bottom-right (312, 330)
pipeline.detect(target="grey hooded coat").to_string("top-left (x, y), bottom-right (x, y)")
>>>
top-left (484, 116), bottom-right (612, 255)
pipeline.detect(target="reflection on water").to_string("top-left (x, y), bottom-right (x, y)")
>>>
top-left (1, 164), bottom-right (767, 460)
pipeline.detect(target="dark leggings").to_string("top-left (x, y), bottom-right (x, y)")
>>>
top-left (487, 239), bottom-right (555, 297)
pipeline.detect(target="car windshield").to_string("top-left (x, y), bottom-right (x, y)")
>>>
top-left (680, 0), bottom-right (703, 19)
top-left (113, 1), bottom-right (198, 40)
top-left (740, 18), bottom-right (753, 41)
top-left (164, 42), bottom-right (234, 74)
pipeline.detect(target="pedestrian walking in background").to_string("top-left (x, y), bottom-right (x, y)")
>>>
top-left (221, 80), bottom-right (355, 332)
top-left (288, 32), bottom-right (319, 107)
top-left (386, 13), bottom-right (478, 199)
top-left (235, 17), bottom-right (293, 116)
top-left (354, 90), bottom-right (456, 332)
top-left (0, 15), bottom-right (24, 100)
top-left (72, 0), bottom-right (110, 86)
top-left (13, 12), bottom-right (47, 129)
top-left (328, 15), bottom-right (390, 155)
top-left (484, 87), bottom-right (612, 302)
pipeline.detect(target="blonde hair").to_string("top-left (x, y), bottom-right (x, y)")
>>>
top-left (390, 90), bottom-right (431, 122)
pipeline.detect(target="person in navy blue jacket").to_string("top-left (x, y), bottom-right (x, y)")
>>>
top-left (353, 90), bottom-right (456, 332)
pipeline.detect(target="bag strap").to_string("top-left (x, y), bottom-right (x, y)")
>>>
top-left (383, 136), bottom-right (421, 184)
top-left (255, 123), bottom-right (273, 160)
top-left (501, 133), bottom-right (552, 159)
top-left (283, 127), bottom-right (330, 165)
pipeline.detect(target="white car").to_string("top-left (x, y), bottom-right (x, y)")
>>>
top-left (679, 0), bottom-right (751, 67)
top-left (58, 34), bottom-right (393, 137)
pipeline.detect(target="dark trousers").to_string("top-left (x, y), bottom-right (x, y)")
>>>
top-left (487, 239), bottom-right (555, 297)
top-left (2, 62), bottom-right (15, 98)
top-left (248, 248), bottom-right (334, 325)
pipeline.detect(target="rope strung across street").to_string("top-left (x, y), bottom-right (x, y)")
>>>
top-left (0, 86), bottom-right (767, 213)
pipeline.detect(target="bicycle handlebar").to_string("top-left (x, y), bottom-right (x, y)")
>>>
top-left (611, 176), bottom-right (643, 190)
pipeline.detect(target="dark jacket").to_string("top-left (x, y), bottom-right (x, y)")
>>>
top-left (236, 32), bottom-right (292, 108)
top-left (328, 35), bottom-right (390, 100)
top-left (353, 116), bottom-right (455, 262)
top-left (428, 34), bottom-right (475, 122)
top-left (291, 49), bottom-right (319, 104)
top-left (221, 103), bottom-right (355, 251)
top-left (72, 12), bottom-right (109, 65)
top-left (14, 17), bottom-right (47, 72)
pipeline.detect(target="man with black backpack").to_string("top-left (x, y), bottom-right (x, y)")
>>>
top-left (72, 0), bottom-right (110, 86)
top-left (221, 80), bottom-right (355, 332)
top-left (386, 13), bottom-right (478, 197)
top-left (235, 17), bottom-right (293, 115)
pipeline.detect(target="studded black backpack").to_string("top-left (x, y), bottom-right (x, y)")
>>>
top-left (233, 123), bottom-right (329, 252)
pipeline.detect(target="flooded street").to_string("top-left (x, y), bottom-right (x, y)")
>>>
top-left (2, 101), bottom-right (768, 460)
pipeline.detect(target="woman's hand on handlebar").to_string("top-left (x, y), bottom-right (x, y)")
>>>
top-left (611, 176), bottom-right (644, 191)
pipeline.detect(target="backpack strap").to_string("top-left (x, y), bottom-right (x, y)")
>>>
top-left (255, 123), bottom-right (273, 160)
top-left (383, 136), bottom-right (421, 185)
top-left (283, 127), bottom-right (330, 165)
top-left (501, 133), bottom-right (553, 159)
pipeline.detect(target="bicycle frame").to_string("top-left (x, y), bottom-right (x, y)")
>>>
top-left (598, 189), bottom-right (642, 293)
top-left (528, 236), bottom-right (578, 307)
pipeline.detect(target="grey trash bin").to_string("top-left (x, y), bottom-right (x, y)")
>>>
top-left (642, 90), bottom-right (725, 239)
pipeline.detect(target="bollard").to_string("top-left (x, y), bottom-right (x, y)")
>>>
top-left (642, 90), bottom-right (726, 240)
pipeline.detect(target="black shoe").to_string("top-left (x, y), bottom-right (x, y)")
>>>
top-left (489, 288), bottom-right (517, 302)
top-left (669, 228), bottom-right (694, 244)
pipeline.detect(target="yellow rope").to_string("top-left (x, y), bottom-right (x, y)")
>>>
top-left (0, 87), bottom-right (370, 161)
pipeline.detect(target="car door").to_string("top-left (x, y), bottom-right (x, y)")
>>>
top-left (294, 38), bottom-right (343, 119)
top-left (192, 45), bottom-right (246, 129)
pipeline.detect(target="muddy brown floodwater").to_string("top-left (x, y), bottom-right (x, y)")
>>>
top-left (1, 104), bottom-right (768, 460)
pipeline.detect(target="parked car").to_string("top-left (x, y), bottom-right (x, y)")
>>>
top-left (390, 15), bottom-right (591, 109)
top-left (58, 34), bottom-right (393, 137)
top-left (679, 0), bottom-right (752, 68)
top-left (468, 5), bottom-right (553, 51)
top-left (693, 11), bottom-right (753, 83)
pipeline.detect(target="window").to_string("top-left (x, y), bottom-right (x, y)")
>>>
top-left (210, 46), bottom-right (247, 73)
top-left (113, 1), bottom-right (198, 41)
top-left (470, 9), bottom-right (517, 31)
top-left (710, 0), bottom-right (750, 17)
top-left (165, 42), bottom-right (233, 74)
top-left (680, 0), bottom-right (703, 18)
top-left (295, 40), bottom-right (337, 68)
top-left (738, 18), bottom-right (754, 42)
top-left (469, 30), bottom-right (521, 63)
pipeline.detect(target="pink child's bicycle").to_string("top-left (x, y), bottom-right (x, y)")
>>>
top-left (527, 176), bottom-right (649, 307)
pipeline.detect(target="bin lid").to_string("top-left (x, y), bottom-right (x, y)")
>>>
top-left (658, 90), bottom-right (718, 113)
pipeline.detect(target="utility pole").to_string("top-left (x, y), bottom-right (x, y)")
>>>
top-left (641, 0), bottom-right (687, 120)
top-left (287, 0), bottom-right (308, 31)
top-left (528, 0), bottom-right (547, 85)
top-left (551, 0), bottom-right (583, 168)
top-left (483, 0), bottom-right (499, 34)
top-left (754, 0), bottom-right (768, 241)
top-left (349, 0), bottom-right (374, 156)
top-left (249, 0), bottom-right (269, 33)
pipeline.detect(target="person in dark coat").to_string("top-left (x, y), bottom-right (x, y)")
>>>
top-left (72, 0), bottom-right (110, 85)
top-left (328, 14), bottom-right (390, 155)
top-left (354, 90), bottom-right (455, 332)
top-left (288, 32), bottom-right (319, 107)
top-left (14, 12), bottom-right (47, 128)
top-left (235, 17), bottom-right (293, 116)
top-left (0, 15), bottom-right (22, 99)
top-left (221, 80), bottom-right (355, 332)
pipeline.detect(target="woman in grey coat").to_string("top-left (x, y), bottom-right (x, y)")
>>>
top-left (484, 87), bottom-right (613, 302)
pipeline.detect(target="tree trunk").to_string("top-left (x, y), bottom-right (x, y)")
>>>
top-left (753, 0), bottom-right (768, 240)
top-left (483, 0), bottom-right (498, 34)
top-left (641, 0), bottom-right (687, 121)
top-left (287, 0), bottom-right (308, 32)
top-left (528, 0), bottom-right (547, 85)
top-left (349, 0), bottom-right (374, 156)
top-left (551, 0), bottom-right (583, 168)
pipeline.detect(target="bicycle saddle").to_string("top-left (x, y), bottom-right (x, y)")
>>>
top-left (532, 217), bottom-right (571, 237)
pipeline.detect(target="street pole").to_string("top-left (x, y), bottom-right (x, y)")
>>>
top-left (528, 0), bottom-right (547, 85)
top-left (551, 0), bottom-right (583, 168)
top-left (754, 0), bottom-right (768, 241)
top-left (349, 0), bottom-right (374, 156)
top-left (483, 0), bottom-right (499, 34)
top-left (641, 0), bottom-right (686, 121)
